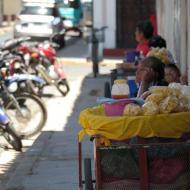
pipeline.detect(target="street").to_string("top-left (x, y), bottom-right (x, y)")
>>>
top-left (0, 26), bottom-right (13, 44)
top-left (0, 36), bottom-right (117, 189)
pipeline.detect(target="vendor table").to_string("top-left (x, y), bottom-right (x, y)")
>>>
top-left (78, 105), bottom-right (190, 190)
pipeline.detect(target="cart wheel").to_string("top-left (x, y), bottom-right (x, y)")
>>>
top-left (104, 82), bottom-right (111, 98)
top-left (84, 158), bottom-right (94, 190)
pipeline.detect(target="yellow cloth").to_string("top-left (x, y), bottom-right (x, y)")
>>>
top-left (78, 105), bottom-right (190, 143)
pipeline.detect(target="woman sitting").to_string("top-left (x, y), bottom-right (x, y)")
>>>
top-left (135, 20), bottom-right (154, 56)
top-left (136, 56), bottom-right (168, 98)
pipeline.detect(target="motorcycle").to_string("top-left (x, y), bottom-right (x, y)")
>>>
top-left (0, 106), bottom-right (22, 151)
top-left (0, 38), bottom-right (47, 139)
top-left (0, 72), bottom-right (48, 139)
top-left (18, 41), bottom-right (70, 96)
top-left (0, 49), bottom-right (46, 96)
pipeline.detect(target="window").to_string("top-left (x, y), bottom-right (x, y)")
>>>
top-left (21, 6), bottom-right (53, 16)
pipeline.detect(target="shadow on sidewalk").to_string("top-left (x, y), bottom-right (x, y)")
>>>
top-left (0, 73), bottom-right (110, 189)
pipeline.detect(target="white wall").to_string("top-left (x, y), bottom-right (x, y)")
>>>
top-left (187, 0), bottom-right (190, 84)
top-left (93, 0), bottom-right (116, 48)
top-left (156, 0), bottom-right (188, 80)
top-left (0, 0), bottom-right (3, 24)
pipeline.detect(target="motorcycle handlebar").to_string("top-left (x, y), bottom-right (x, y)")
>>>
top-left (1, 36), bottom-right (31, 51)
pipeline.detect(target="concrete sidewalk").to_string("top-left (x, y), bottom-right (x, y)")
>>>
top-left (0, 74), bottom-right (110, 190)
top-left (0, 38), bottom-right (118, 190)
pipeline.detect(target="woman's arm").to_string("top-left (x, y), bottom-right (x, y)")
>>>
top-left (137, 68), bottom-right (155, 97)
top-left (137, 81), bottom-right (150, 97)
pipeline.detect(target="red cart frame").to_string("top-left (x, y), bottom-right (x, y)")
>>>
top-left (78, 136), bottom-right (190, 190)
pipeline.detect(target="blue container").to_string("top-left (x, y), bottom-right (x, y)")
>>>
top-left (125, 51), bottom-right (140, 62)
top-left (128, 79), bottom-right (138, 98)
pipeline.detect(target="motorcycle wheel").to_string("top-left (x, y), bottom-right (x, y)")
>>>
top-left (5, 94), bottom-right (47, 139)
top-left (56, 79), bottom-right (70, 96)
top-left (2, 124), bottom-right (22, 151)
top-left (17, 80), bottom-right (44, 97)
top-left (51, 33), bottom-right (65, 49)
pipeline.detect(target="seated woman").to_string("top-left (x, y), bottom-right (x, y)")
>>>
top-left (135, 20), bottom-right (154, 56)
top-left (103, 57), bottom-right (190, 185)
top-left (133, 57), bottom-right (189, 161)
top-left (136, 56), bottom-right (168, 98)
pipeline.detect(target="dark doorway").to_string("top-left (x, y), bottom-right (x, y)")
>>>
top-left (116, 0), bottom-right (156, 48)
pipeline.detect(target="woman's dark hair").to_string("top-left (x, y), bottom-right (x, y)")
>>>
top-left (136, 20), bottom-right (154, 39)
top-left (141, 56), bottom-right (165, 81)
top-left (149, 35), bottom-right (167, 48)
top-left (165, 63), bottom-right (181, 77)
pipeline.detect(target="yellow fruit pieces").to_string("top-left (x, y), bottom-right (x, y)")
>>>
top-left (142, 101), bottom-right (159, 116)
top-left (147, 47), bottom-right (171, 64)
top-left (145, 93), bottom-right (164, 104)
top-left (159, 96), bottom-right (178, 114)
top-left (123, 103), bottom-right (142, 116)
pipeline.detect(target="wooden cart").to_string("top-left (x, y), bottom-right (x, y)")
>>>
top-left (78, 107), bottom-right (190, 190)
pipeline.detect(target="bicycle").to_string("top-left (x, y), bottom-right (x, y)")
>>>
top-left (85, 26), bottom-right (108, 78)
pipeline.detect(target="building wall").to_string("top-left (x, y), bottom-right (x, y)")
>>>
top-left (187, 0), bottom-right (190, 85)
top-left (3, 0), bottom-right (22, 15)
top-left (93, 0), bottom-right (155, 50)
top-left (116, 0), bottom-right (156, 49)
top-left (0, 0), bottom-right (3, 24)
top-left (156, 0), bottom-right (189, 83)
top-left (93, 0), bottom-right (116, 48)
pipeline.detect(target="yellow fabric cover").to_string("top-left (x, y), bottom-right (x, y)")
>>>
top-left (78, 105), bottom-right (190, 142)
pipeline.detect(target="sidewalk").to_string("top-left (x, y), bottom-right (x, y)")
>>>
top-left (0, 75), bottom-right (110, 190)
top-left (0, 38), bottom-right (118, 190)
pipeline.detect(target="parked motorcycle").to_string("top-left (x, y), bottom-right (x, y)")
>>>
top-left (0, 72), bottom-right (48, 139)
top-left (0, 51), bottom-right (46, 96)
top-left (0, 106), bottom-right (22, 151)
top-left (18, 40), bottom-right (70, 96)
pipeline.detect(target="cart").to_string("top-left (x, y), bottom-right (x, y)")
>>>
top-left (78, 105), bottom-right (190, 190)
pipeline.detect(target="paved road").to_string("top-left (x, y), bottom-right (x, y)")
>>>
top-left (0, 38), bottom-right (118, 189)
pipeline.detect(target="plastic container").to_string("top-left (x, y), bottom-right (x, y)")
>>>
top-left (128, 76), bottom-right (138, 98)
top-left (111, 79), bottom-right (130, 99)
top-left (104, 100), bottom-right (134, 116)
top-left (124, 50), bottom-right (140, 63)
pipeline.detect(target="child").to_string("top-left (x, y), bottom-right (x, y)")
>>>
top-left (164, 63), bottom-right (181, 84)
top-left (148, 35), bottom-right (175, 64)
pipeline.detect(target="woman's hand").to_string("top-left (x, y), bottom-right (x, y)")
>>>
top-left (140, 91), bottom-right (151, 99)
top-left (141, 68), bottom-right (156, 83)
top-left (137, 69), bottom-right (155, 98)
